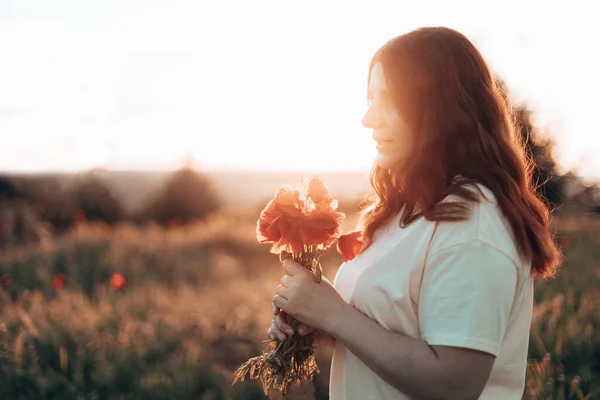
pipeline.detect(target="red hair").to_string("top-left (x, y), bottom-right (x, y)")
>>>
top-left (359, 27), bottom-right (562, 279)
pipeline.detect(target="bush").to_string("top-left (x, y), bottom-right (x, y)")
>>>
top-left (0, 177), bottom-right (47, 247)
top-left (139, 167), bottom-right (221, 226)
top-left (70, 174), bottom-right (126, 225)
top-left (0, 176), bottom-right (17, 201)
top-left (12, 176), bottom-right (76, 233)
top-left (11, 174), bottom-right (126, 232)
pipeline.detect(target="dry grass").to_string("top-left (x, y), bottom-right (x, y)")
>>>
top-left (0, 208), bottom-right (598, 399)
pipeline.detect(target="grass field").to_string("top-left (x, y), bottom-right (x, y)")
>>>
top-left (0, 209), bottom-right (599, 399)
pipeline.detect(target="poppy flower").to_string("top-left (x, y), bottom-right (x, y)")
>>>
top-left (272, 185), bottom-right (305, 217)
top-left (306, 177), bottom-right (339, 212)
top-left (337, 231), bottom-right (364, 262)
top-left (257, 186), bottom-right (306, 254)
top-left (53, 275), bottom-right (67, 290)
top-left (298, 208), bottom-right (344, 249)
top-left (110, 273), bottom-right (126, 291)
top-left (306, 177), bottom-right (330, 204)
top-left (1, 274), bottom-right (12, 288)
top-left (75, 210), bottom-right (87, 225)
top-left (168, 218), bottom-right (182, 228)
top-left (257, 179), bottom-right (348, 255)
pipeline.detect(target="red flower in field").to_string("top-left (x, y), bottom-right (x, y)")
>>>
top-left (75, 209), bottom-right (87, 225)
top-left (53, 274), bottom-right (67, 290)
top-left (168, 218), bottom-right (182, 228)
top-left (110, 273), bottom-right (126, 292)
top-left (1, 273), bottom-right (12, 288)
top-left (560, 235), bottom-right (570, 250)
top-left (337, 231), bottom-right (364, 262)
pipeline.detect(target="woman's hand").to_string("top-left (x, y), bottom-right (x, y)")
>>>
top-left (272, 259), bottom-right (348, 336)
top-left (267, 302), bottom-right (336, 348)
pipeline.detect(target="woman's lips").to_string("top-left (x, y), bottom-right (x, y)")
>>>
top-left (376, 142), bottom-right (393, 152)
top-left (374, 136), bottom-right (393, 152)
top-left (373, 135), bottom-right (393, 144)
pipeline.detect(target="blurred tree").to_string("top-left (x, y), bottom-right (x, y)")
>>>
top-left (12, 176), bottom-right (77, 233)
top-left (497, 79), bottom-right (566, 211)
top-left (139, 166), bottom-right (221, 226)
top-left (70, 174), bottom-right (126, 224)
top-left (0, 176), bottom-right (42, 246)
top-left (0, 177), bottom-right (17, 248)
top-left (569, 182), bottom-right (600, 214)
top-left (12, 173), bottom-right (125, 231)
top-left (513, 106), bottom-right (566, 211)
top-left (0, 176), bottom-right (17, 201)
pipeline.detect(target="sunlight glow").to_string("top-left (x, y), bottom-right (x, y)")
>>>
top-left (0, 0), bottom-right (597, 180)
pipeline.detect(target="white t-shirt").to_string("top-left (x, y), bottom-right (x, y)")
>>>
top-left (330, 184), bottom-right (534, 399)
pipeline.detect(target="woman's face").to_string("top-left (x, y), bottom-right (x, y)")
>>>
top-left (362, 62), bottom-right (412, 170)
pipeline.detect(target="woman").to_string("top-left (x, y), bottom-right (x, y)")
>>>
top-left (268, 26), bottom-right (561, 400)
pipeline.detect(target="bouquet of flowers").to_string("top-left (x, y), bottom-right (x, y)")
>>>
top-left (232, 177), bottom-right (363, 395)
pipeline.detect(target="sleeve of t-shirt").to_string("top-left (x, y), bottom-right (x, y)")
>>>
top-left (418, 240), bottom-right (518, 357)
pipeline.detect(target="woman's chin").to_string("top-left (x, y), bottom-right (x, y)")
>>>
top-left (376, 153), bottom-right (403, 170)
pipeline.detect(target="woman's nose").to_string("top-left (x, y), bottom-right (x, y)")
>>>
top-left (362, 106), bottom-right (382, 129)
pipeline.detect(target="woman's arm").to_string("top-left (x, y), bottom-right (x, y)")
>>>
top-left (327, 241), bottom-right (519, 400)
top-left (273, 242), bottom-right (516, 400)
top-left (329, 304), bottom-right (494, 400)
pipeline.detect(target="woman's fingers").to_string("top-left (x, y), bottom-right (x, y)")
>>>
top-left (274, 313), bottom-right (294, 336)
top-left (267, 318), bottom-right (286, 341)
top-left (267, 313), bottom-right (294, 341)
top-left (269, 297), bottom-right (313, 339)
top-left (297, 323), bottom-right (315, 336)
top-left (269, 302), bottom-right (290, 341)
top-left (266, 318), bottom-right (319, 342)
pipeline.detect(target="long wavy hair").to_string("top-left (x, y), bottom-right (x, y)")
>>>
top-left (358, 27), bottom-right (561, 279)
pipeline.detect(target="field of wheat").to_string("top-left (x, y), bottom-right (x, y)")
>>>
top-left (0, 208), bottom-right (599, 400)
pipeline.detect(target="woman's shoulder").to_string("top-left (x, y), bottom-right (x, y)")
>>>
top-left (430, 183), bottom-right (522, 265)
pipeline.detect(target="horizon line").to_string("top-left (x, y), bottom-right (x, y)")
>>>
top-left (0, 165), bottom-right (373, 176)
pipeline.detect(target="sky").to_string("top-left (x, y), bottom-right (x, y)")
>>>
top-left (1, 0), bottom-right (599, 180)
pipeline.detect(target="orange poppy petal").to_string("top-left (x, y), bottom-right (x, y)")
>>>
top-left (298, 210), bottom-right (344, 247)
top-left (280, 217), bottom-right (304, 253)
top-left (306, 177), bottom-right (330, 204)
top-left (337, 231), bottom-right (363, 262)
top-left (257, 215), bottom-right (283, 244)
top-left (275, 190), bottom-right (305, 217)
